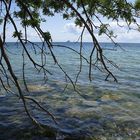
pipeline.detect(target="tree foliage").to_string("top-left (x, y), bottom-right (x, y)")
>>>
top-left (0, 0), bottom-right (140, 126)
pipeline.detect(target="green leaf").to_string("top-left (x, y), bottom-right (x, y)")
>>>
top-left (98, 24), bottom-right (108, 36)
top-left (135, 0), bottom-right (140, 10)
top-left (0, 19), bottom-right (3, 25)
top-left (75, 18), bottom-right (83, 27)
top-left (43, 32), bottom-right (52, 42)
top-left (12, 31), bottom-right (23, 38)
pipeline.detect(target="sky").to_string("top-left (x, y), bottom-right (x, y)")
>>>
top-left (0, 0), bottom-right (140, 43)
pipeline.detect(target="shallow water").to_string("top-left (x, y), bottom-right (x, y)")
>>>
top-left (0, 42), bottom-right (140, 139)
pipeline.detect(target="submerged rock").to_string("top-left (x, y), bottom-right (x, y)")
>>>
top-left (26, 84), bottom-right (54, 93)
top-left (101, 94), bottom-right (122, 101)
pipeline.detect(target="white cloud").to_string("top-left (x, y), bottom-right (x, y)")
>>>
top-left (64, 23), bottom-right (82, 35)
top-left (107, 21), bottom-right (140, 42)
top-left (63, 21), bottom-right (140, 43)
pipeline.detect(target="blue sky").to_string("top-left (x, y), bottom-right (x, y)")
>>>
top-left (0, 0), bottom-right (140, 43)
top-left (41, 14), bottom-right (140, 43)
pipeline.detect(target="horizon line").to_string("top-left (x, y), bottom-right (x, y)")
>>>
top-left (5, 41), bottom-right (140, 44)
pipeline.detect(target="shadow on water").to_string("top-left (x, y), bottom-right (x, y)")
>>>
top-left (0, 81), bottom-right (140, 140)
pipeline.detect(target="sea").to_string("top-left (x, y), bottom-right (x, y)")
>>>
top-left (0, 42), bottom-right (140, 140)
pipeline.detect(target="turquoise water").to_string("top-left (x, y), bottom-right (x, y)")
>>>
top-left (0, 42), bottom-right (140, 139)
